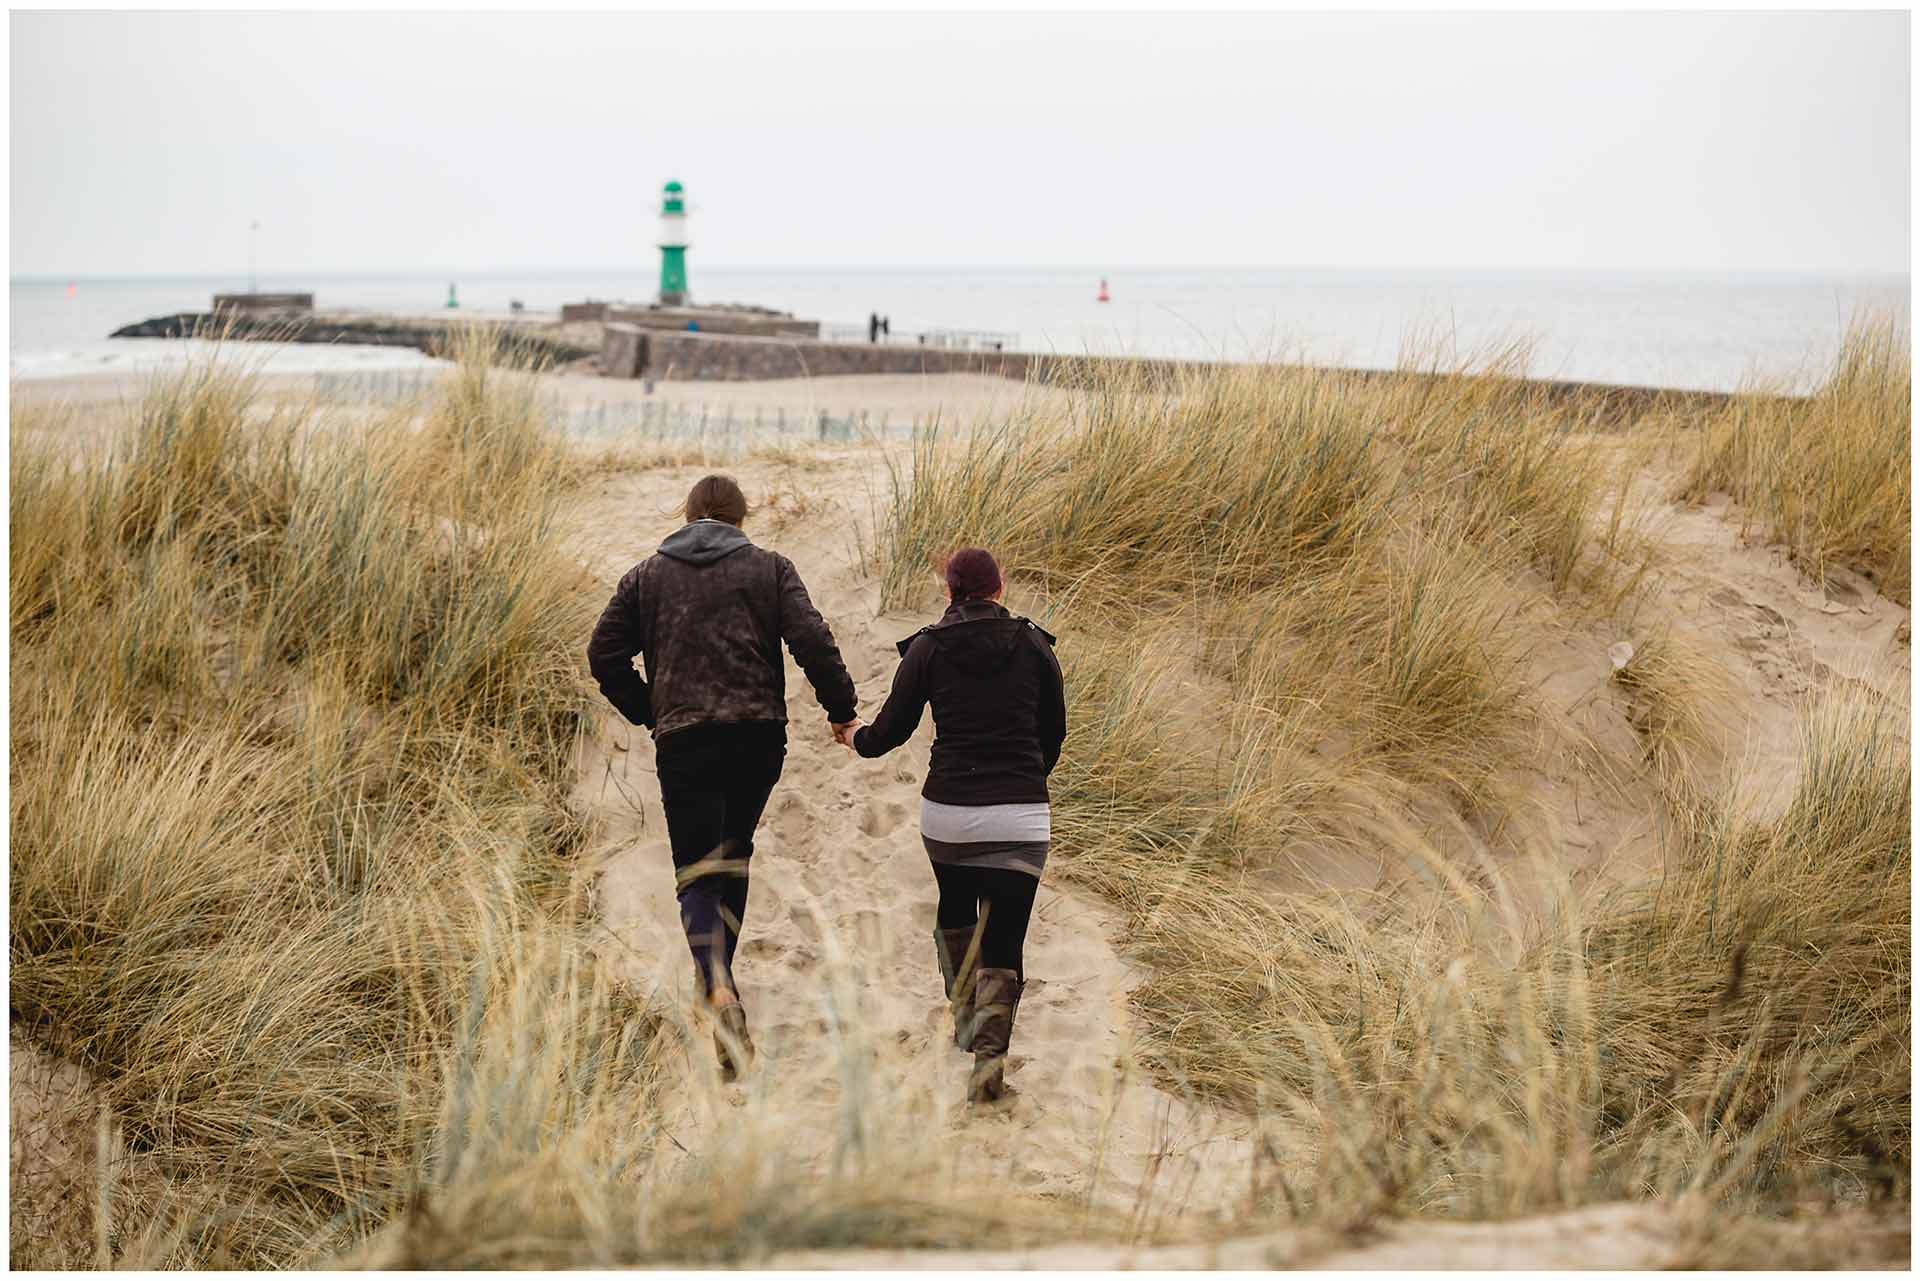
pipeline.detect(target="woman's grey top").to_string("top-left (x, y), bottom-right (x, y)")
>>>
top-left (919, 798), bottom-right (1050, 878)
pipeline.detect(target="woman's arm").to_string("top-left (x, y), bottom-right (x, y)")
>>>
top-left (1036, 633), bottom-right (1066, 774)
top-left (852, 637), bottom-right (933, 758)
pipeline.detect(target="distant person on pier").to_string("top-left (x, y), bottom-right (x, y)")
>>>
top-left (868, 312), bottom-right (880, 343)
top-left (881, 315), bottom-right (891, 339)
top-left (588, 475), bottom-right (860, 1082)
top-left (835, 548), bottom-right (1065, 1108)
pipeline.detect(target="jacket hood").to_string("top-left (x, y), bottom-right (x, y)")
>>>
top-left (658, 519), bottom-right (753, 566)
top-left (897, 599), bottom-right (1055, 674)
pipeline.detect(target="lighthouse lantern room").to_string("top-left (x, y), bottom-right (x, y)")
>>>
top-left (658, 180), bottom-right (689, 307)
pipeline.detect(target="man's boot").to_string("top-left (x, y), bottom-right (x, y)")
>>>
top-left (967, 967), bottom-right (1025, 1106)
top-left (935, 925), bottom-right (981, 1050)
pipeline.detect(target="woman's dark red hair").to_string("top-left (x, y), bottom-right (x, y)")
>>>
top-left (944, 547), bottom-right (1002, 600)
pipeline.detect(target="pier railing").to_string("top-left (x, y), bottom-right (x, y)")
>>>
top-left (819, 323), bottom-right (1018, 352)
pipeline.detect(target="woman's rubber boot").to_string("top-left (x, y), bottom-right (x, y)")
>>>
top-left (967, 967), bottom-right (1025, 1107)
top-left (712, 997), bottom-right (753, 1083)
top-left (936, 925), bottom-right (981, 1050)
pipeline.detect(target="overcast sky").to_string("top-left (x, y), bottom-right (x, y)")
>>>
top-left (9, 9), bottom-right (1910, 277)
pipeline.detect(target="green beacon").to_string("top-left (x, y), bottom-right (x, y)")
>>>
top-left (658, 180), bottom-right (689, 307)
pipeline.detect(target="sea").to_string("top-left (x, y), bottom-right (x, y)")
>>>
top-left (9, 269), bottom-right (1910, 394)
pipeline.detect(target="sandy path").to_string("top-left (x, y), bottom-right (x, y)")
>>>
top-left (1646, 492), bottom-right (1908, 804)
top-left (566, 449), bottom-right (1255, 1226)
top-left (1593, 454), bottom-right (1910, 824)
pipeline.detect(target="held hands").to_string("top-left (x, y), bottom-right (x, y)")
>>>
top-left (830, 717), bottom-right (861, 749)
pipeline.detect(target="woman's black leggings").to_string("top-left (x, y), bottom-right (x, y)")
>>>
top-left (929, 862), bottom-right (1038, 979)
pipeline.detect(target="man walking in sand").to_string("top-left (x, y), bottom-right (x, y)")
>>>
top-left (587, 475), bottom-right (859, 1080)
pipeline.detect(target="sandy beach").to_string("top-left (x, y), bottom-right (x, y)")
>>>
top-left (10, 347), bottom-right (1910, 1268)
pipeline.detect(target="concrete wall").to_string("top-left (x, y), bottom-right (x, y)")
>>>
top-left (638, 330), bottom-right (1035, 382)
top-left (111, 312), bottom-right (599, 366)
top-left (601, 323), bottom-right (649, 378)
top-left (560, 302), bottom-right (610, 324)
top-left (212, 292), bottom-right (314, 314)
top-left (624, 330), bottom-right (1745, 424)
top-left (606, 306), bottom-right (820, 339)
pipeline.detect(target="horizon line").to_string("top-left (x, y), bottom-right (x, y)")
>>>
top-left (13, 265), bottom-right (1913, 284)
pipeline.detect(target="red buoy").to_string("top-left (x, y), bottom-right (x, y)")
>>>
top-left (1096, 277), bottom-right (1110, 303)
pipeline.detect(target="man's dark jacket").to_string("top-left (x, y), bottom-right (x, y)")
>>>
top-left (587, 520), bottom-right (857, 739)
top-left (853, 598), bottom-right (1065, 806)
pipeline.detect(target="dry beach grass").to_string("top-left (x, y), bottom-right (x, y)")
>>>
top-left (882, 330), bottom-right (1908, 1221)
top-left (8, 325), bottom-right (1909, 1267)
top-left (1677, 316), bottom-right (1911, 604)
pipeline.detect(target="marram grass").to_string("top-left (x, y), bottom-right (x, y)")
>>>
top-left (9, 325), bottom-right (1908, 1266)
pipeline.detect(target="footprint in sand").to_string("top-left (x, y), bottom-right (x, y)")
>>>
top-left (769, 793), bottom-right (820, 859)
top-left (921, 1004), bottom-right (960, 1043)
top-left (749, 880), bottom-right (788, 921)
top-left (858, 798), bottom-right (909, 838)
top-left (738, 933), bottom-right (817, 973)
top-left (787, 900), bottom-right (838, 944)
top-left (836, 907), bottom-right (886, 950)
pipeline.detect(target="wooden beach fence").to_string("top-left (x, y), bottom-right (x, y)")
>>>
top-left (309, 372), bottom-right (913, 451)
top-left (312, 369), bottom-right (439, 403)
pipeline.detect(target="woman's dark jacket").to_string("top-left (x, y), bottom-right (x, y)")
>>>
top-left (587, 520), bottom-right (857, 739)
top-left (853, 598), bottom-right (1066, 806)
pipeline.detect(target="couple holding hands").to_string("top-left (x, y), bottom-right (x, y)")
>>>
top-left (588, 475), bottom-right (1064, 1107)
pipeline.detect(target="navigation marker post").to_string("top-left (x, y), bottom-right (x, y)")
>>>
top-left (659, 180), bottom-right (690, 306)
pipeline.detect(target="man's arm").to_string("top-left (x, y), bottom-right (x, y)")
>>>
top-left (775, 556), bottom-right (858, 724)
top-left (853, 637), bottom-right (931, 758)
top-left (586, 566), bottom-right (655, 728)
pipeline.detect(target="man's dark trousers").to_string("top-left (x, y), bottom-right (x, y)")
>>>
top-left (654, 721), bottom-right (787, 996)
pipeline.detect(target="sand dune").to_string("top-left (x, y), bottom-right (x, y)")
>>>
top-left (10, 363), bottom-right (1906, 1266)
top-left (562, 429), bottom-right (1909, 1258)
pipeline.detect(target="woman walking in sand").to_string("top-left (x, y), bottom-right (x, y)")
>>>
top-left (588, 474), bottom-right (859, 1080)
top-left (836, 548), bottom-right (1065, 1106)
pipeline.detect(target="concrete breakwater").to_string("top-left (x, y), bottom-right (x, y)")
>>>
top-left (111, 309), bottom-right (1754, 423)
top-left (610, 327), bottom-right (1750, 423)
top-left (109, 312), bottom-right (599, 367)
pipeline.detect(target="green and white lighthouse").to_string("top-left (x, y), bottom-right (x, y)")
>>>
top-left (657, 179), bottom-right (689, 306)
